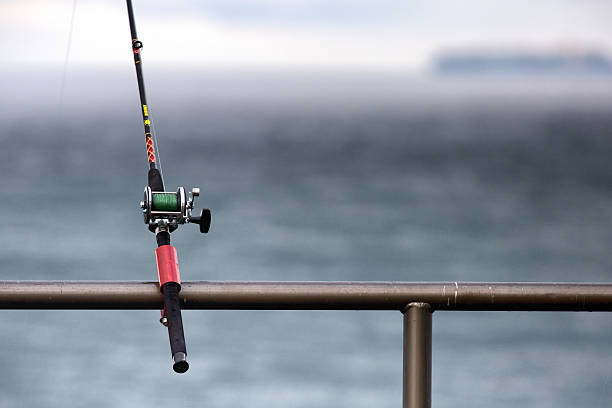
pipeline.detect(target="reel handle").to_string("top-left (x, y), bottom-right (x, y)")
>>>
top-left (189, 208), bottom-right (211, 233)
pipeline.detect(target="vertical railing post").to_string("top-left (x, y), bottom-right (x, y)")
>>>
top-left (403, 302), bottom-right (432, 408)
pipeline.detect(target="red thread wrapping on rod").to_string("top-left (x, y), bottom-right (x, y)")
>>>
top-left (146, 136), bottom-right (156, 163)
top-left (155, 245), bottom-right (181, 287)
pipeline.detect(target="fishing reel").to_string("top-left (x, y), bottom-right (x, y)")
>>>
top-left (140, 186), bottom-right (211, 233)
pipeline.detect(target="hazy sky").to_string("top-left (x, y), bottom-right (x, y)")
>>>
top-left (1, 0), bottom-right (612, 70)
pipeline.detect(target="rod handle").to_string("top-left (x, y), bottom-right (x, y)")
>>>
top-left (161, 282), bottom-right (189, 373)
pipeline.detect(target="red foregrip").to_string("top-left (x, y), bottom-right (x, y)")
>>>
top-left (155, 245), bottom-right (181, 287)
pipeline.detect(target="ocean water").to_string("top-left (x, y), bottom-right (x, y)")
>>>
top-left (1, 70), bottom-right (612, 407)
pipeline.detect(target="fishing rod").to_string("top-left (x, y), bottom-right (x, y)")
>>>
top-left (126, 0), bottom-right (211, 373)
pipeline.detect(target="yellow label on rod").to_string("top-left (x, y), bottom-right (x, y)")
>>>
top-left (144, 119), bottom-right (151, 125)
top-left (143, 105), bottom-right (148, 116)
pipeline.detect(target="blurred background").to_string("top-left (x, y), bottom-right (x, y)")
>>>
top-left (2, 0), bottom-right (612, 407)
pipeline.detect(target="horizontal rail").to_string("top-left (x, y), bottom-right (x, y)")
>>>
top-left (0, 281), bottom-right (611, 311)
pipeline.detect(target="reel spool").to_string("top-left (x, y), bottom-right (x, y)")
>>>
top-left (141, 186), bottom-right (211, 233)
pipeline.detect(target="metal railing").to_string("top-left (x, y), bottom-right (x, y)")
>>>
top-left (2, 280), bottom-right (611, 407)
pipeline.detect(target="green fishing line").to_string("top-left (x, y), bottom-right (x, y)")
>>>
top-left (152, 193), bottom-right (179, 211)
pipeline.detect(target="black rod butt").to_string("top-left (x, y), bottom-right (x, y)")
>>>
top-left (172, 352), bottom-right (189, 373)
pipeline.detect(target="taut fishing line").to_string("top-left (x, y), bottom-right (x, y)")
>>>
top-left (58, 0), bottom-right (78, 117)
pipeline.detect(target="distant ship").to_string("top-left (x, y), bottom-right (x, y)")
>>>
top-left (433, 48), bottom-right (612, 76)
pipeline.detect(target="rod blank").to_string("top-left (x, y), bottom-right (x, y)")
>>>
top-left (0, 281), bottom-right (611, 311)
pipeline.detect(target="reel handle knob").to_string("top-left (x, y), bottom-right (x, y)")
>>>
top-left (189, 208), bottom-right (211, 233)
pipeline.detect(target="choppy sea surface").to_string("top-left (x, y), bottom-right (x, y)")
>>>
top-left (1, 69), bottom-right (612, 407)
